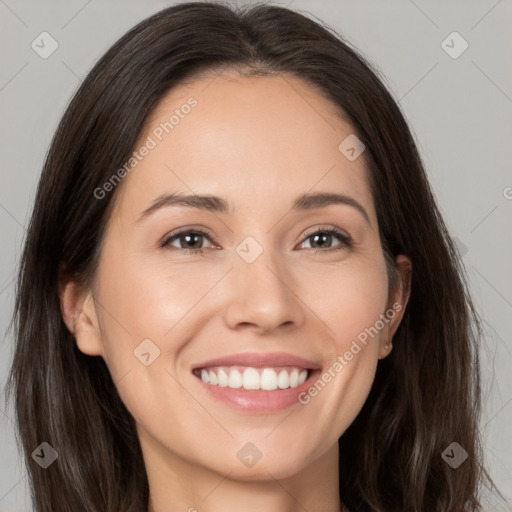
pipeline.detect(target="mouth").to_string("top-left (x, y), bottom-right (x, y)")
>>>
top-left (191, 352), bottom-right (321, 412)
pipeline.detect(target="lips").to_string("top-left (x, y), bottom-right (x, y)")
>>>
top-left (191, 352), bottom-right (322, 412)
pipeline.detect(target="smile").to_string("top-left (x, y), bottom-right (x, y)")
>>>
top-left (190, 352), bottom-right (321, 412)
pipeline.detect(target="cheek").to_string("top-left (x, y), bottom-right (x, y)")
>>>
top-left (294, 253), bottom-right (389, 431)
top-left (94, 245), bottom-right (202, 346)
top-left (306, 252), bottom-right (390, 350)
top-left (89, 245), bottom-right (185, 391)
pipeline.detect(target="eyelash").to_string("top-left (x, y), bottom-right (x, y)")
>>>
top-left (160, 226), bottom-right (352, 255)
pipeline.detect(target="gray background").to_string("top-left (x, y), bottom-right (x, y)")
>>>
top-left (1, 0), bottom-right (511, 510)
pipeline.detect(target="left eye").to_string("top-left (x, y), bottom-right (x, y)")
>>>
top-left (161, 230), bottom-right (214, 252)
top-left (160, 227), bottom-right (352, 254)
top-left (297, 228), bottom-right (352, 252)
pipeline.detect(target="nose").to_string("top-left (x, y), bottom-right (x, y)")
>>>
top-left (222, 246), bottom-right (304, 334)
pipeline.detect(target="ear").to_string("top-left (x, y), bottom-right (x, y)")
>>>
top-left (58, 272), bottom-right (104, 357)
top-left (378, 254), bottom-right (412, 359)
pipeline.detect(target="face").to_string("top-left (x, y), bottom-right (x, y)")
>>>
top-left (66, 71), bottom-right (409, 482)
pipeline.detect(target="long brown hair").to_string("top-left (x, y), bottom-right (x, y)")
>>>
top-left (4, 2), bottom-right (499, 510)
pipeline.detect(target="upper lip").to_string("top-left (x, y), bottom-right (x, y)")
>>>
top-left (192, 352), bottom-right (322, 371)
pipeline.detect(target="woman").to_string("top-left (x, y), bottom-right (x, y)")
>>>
top-left (5, 2), bottom-right (499, 511)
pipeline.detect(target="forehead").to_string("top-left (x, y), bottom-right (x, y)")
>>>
top-left (112, 71), bottom-right (374, 223)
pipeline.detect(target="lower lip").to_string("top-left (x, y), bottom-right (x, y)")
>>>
top-left (193, 370), bottom-right (321, 413)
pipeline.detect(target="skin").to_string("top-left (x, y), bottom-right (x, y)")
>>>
top-left (60, 71), bottom-right (411, 512)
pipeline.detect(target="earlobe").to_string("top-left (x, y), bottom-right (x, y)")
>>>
top-left (378, 342), bottom-right (393, 360)
top-left (58, 274), bottom-right (104, 357)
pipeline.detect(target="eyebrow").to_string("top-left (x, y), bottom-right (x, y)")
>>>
top-left (137, 191), bottom-right (370, 225)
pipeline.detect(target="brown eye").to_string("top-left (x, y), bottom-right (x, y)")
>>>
top-left (299, 228), bottom-right (352, 253)
top-left (161, 229), bottom-right (215, 253)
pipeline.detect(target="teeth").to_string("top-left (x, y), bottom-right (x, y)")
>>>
top-left (278, 369), bottom-right (289, 389)
top-left (242, 368), bottom-right (260, 390)
top-left (290, 369), bottom-right (299, 388)
top-left (198, 366), bottom-right (309, 391)
top-left (228, 369), bottom-right (243, 389)
top-left (260, 368), bottom-right (278, 390)
top-left (208, 370), bottom-right (218, 385)
top-left (217, 369), bottom-right (229, 387)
